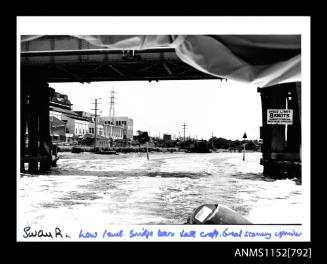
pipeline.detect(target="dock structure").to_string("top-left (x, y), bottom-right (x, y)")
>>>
top-left (258, 82), bottom-right (301, 179)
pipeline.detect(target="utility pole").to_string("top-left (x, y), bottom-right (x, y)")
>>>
top-left (182, 123), bottom-right (187, 142)
top-left (108, 89), bottom-right (116, 125)
top-left (92, 98), bottom-right (101, 151)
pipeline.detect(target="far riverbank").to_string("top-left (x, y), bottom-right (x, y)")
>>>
top-left (56, 145), bottom-right (260, 154)
top-left (56, 145), bottom-right (180, 153)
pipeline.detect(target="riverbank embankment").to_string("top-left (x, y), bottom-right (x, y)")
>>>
top-left (56, 145), bottom-right (180, 153)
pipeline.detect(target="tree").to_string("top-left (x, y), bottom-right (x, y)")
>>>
top-left (245, 140), bottom-right (259, 151)
top-left (136, 131), bottom-right (150, 146)
top-left (215, 137), bottom-right (230, 149)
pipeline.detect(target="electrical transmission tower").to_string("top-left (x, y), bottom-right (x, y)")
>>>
top-left (108, 89), bottom-right (116, 125)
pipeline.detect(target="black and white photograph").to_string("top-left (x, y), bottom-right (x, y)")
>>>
top-left (16, 17), bottom-right (310, 244)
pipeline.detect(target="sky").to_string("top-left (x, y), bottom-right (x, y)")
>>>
top-left (50, 79), bottom-right (262, 140)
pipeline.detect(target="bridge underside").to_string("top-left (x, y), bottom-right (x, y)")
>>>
top-left (21, 49), bottom-right (221, 83)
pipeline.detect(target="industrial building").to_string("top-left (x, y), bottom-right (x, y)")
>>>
top-left (99, 116), bottom-right (133, 140)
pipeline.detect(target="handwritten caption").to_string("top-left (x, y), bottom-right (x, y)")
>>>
top-left (22, 226), bottom-right (303, 241)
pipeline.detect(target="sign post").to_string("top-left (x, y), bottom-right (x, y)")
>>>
top-left (242, 132), bottom-right (247, 161)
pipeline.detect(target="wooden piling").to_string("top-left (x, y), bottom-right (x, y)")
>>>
top-left (26, 81), bottom-right (39, 173)
top-left (21, 75), bottom-right (53, 173)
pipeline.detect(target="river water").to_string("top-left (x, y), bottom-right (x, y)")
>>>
top-left (18, 152), bottom-right (302, 226)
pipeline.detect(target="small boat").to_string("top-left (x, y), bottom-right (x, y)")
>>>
top-left (72, 147), bottom-right (84, 153)
top-left (186, 203), bottom-right (252, 224)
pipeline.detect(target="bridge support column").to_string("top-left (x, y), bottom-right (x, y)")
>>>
top-left (39, 82), bottom-right (52, 171)
top-left (258, 82), bottom-right (301, 179)
top-left (27, 81), bottom-right (39, 173)
top-left (21, 76), bottom-right (52, 173)
top-left (20, 84), bottom-right (27, 172)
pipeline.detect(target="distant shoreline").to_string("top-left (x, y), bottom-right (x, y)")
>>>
top-left (56, 145), bottom-right (260, 154)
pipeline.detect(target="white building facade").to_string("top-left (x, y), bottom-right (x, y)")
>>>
top-left (100, 116), bottom-right (133, 139)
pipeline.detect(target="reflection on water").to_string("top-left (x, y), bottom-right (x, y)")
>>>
top-left (18, 152), bottom-right (302, 225)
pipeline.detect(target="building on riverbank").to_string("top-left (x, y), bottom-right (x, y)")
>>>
top-left (49, 87), bottom-right (90, 143)
top-left (49, 88), bottom-right (125, 143)
top-left (100, 116), bottom-right (133, 140)
top-left (49, 116), bottom-right (66, 143)
top-left (49, 106), bottom-right (91, 143)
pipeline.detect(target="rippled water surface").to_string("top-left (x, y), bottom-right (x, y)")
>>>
top-left (18, 152), bottom-right (302, 225)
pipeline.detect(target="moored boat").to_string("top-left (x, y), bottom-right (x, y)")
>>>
top-left (72, 147), bottom-right (84, 153)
